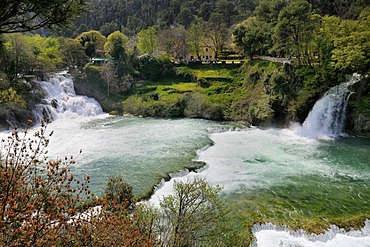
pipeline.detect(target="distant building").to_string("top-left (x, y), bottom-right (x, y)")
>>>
top-left (90, 58), bottom-right (113, 65)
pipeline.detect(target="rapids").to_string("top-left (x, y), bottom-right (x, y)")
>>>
top-left (0, 74), bottom-right (369, 246)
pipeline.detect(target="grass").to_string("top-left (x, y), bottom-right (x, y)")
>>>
top-left (123, 64), bottom-right (247, 120)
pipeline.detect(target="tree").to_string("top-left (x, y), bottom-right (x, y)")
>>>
top-left (75, 30), bottom-right (106, 58)
top-left (137, 27), bottom-right (158, 55)
top-left (187, 20), bottom-right (205, 59)
top-left (216, 0), bottom-right (237, 27)
top-left (178, 6), bottom-right (194, 28)
top-left (0, 121), bottom-right (91, 245)
top-left (273, 0), bottom-right (314, 62)
top-left (99, 21), bottom-right (120, 37)
top-left (104, 31), bottom-right (128, 60)
top-left (159, 178), bottom-right (223, 246)
top-left (104, 31), bottom-right (129, 78)
top-left (158, 26), bottom-right (188, 61)
top-left (59, 38), bottom-right (88, 69)
top-left (104, 175), bottom-right (134, 207)
top-left (233, 17), bottom-right (272, 58)
top-left (331, 9), bottom-right (370, 74)
top-left (0, 0), bottom-right (86, 34)
top-left (204, 13), bottom-right (228, 61)
top-left (26, 35), bottom-right (63, 73)
top-left (100, 62), bottom-right (118, 96)
top-left (0, 34), bottom-right (34, 81)
top-left (256, 0), bottom-right (288, 25)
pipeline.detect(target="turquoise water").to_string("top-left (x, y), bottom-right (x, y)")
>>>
top-left (2, 115), bottom-right (369, 245)
top-left (3, 74), bottom-right (367, 245)
top-left (44, 116), bottom-right (227, 197)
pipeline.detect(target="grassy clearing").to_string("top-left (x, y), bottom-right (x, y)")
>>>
top-left (123, 65), bottom-right (247, 120)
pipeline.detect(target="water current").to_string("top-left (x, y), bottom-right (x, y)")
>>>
top-left (1, 74), bottom-right (369, 246)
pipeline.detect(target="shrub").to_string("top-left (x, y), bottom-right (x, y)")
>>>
top-left (137, 54), bottom-right (175, 81)
top-left (0, 121), bottom-right (154, 246)
top-left (104, 175), bottom-right (134, 207)
top-left (0, 121), bottom-right (91, 245)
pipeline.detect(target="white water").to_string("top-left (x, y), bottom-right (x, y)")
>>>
top-left (25, 74), bottom-right (222, 195)
top-left (252, 220), bottom-right (370, 247)
top-left (1, 74), bottom-right (369, 246)
top-left (149, 75), bottom-right (370, 246)
top-left (299, 75), bottom-right (360, 139)
top-left (33, 72), bottom-right (103, 122)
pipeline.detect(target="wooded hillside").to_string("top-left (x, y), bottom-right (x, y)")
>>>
top-left (60, 0), bottom-right (370, 37)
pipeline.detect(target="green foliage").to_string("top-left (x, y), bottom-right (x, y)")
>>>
top-left (175, 67), bottom-right (197, 82)
top-left (99, 21), bottom-right (120, 37)
top-left (137, 27), bottom-right (158, 55)
top-left (233, 17), bottom-right (272, 58)
top-left (123, 95), bottom-right (186, 118)
top-left (159, 178), bottom-right (223, 246)
top-left (273, 0), bottom-right (314, 60)
top-left (187, 20), bottom-right (205, 57)
top-left (0, 33), bottom-right (34, 81)
top-left (75, 30), bottom-right (106, 58)
top-left (331, 10), bottom-right (370, 74)
top-left (183, 93), bottom-right (224, 120)
top-left (60, 0), bottom-right (258, 37)
top-left (59, 38), bottom-right (88, 68)
top-left (104, 31), bottom-right (129, 59)
top-left (134, 202), bottom-right (163, 243)
top-left (137, 55), bottom-right (165, 81)
top-left (26, 35), bottom-right (63, 72)
top-left (0, 87), bottom-right (26, 109)
top-left (104, 175), bottom-right (134, 207)
top-left (123, 65), bottom-right (248, 121)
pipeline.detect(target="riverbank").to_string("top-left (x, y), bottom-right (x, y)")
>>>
top-left (72, 60), bottom-right (370, 137)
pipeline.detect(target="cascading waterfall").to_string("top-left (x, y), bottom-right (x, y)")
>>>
top-left (33, 72), bottom-right (103, 122)
top-left (299, 74), bottom-right (360, 138)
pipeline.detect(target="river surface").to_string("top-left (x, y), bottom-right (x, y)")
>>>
top-left (19, 114), bottom-right (369, 246)
top-left (1, 74), bottom-right (369, 246)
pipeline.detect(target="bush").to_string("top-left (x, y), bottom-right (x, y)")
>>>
top-left (0, 122), bottom-right (154, 246)
top-left (0, 121), bottom-right (91, 245)
top-left (137, 54), bottom-right (175, 81)
top-left (104, 175), bottom-right (134, 207)
top-left (184, 93), bottom-right (224, 120)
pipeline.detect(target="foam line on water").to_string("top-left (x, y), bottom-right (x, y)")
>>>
top-left (251, 220), bottom-right (370, 247)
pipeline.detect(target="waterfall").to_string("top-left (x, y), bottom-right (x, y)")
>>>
top-left (300, 75), bottom-right (360, 138)
top-left (33, 72), bottom-right (103, 122)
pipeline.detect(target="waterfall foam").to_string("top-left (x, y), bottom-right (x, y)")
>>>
top-left (33, 72), bottom-right (103, 122)
top-left (299, 75), bottom-right (361, 138)
top-left (252, 220), bottom-right (370, 247)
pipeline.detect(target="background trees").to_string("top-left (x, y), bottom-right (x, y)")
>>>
top-left (273, 0), bottom-right (314, 63)
top-left (75, 30), bottom-right (106, 58)
top-left (158, 26), bottom-right (188, 61)
top-left (137, 27), bottom-right (158, 55)
top-left (187, 20), bottom-right (205, 59)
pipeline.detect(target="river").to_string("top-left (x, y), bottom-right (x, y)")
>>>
top-left (1, 74), bottom-right (369, 246)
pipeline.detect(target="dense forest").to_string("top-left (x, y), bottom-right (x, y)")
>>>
top-left (61, 0), bottom-right (369, 37)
